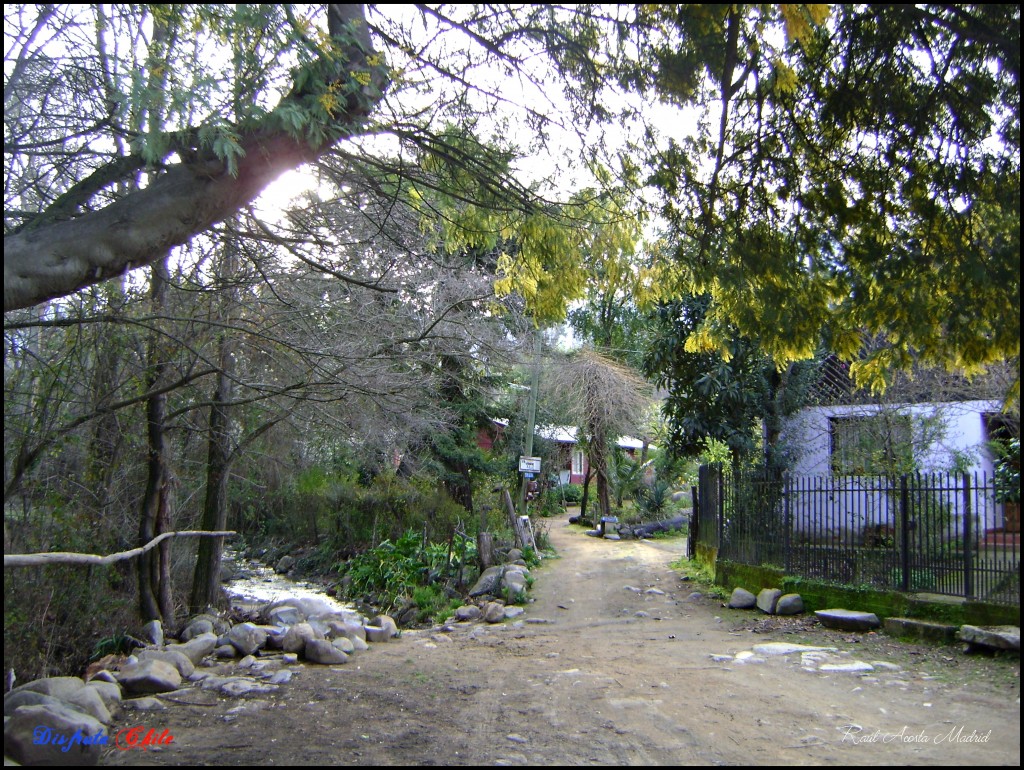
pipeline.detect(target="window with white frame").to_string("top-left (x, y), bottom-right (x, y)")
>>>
top-left (571, 450), bottom-right (585, 476)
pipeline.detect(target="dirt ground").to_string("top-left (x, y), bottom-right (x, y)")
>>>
top-left (103, 513), bottom-right (1020, 766)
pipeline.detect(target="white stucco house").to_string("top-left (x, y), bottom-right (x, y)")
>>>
top-left (778, 399), bottom-right (1015, 538)
top-left (781, 399), bottom-right (1004, 477)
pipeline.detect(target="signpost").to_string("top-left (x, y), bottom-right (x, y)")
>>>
top-left (518, 456), bottom-right (541, 474)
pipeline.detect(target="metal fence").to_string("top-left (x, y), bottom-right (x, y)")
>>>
top-left (695, 465), bottom-right (1020, 606)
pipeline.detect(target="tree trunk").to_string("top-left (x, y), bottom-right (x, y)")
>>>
top-left (138, 259), bottom-right (173, 622)
top-left (580, 468), bottom-right (593, 521)
top-left (189, 359), bottom-right (234, 614)
top-left (590, 430), bottom-right (612, 528)
top-left (189, 234), bottom-right (238, 613)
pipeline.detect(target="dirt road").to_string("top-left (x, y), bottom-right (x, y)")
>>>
top-left (105, 514), bottom-right (1020, 766)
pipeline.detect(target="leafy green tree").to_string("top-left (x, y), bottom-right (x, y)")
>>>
top-left (645, 293), bottom-right (819, 470)
top-left (597, 4), bottom-right (1020, 399)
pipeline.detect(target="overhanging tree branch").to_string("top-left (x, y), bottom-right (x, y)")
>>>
top-left (4, 4), bottom-right (387, 313)
top-left (4, 530), bottom-right (236, 568)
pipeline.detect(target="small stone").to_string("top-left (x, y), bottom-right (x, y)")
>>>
top-left (142, 619), bottom-right (164, 646)
top-left (819, 661), bottom-right (875, 673)
top-left (752, 643), bottom-right (836, 656)
top-left (870, 661), bottom-right (903, 672)
top-left (483, 602), bottom-right (507, 623)
top-left (266, 670), bottom-right (293, 685)
top-left (454, 605), bottom-right (482, 622)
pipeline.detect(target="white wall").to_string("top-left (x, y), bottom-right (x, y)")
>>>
top-left (779, 400), bottom-right (1004, 535)
top-left (781, 400), bottom-right (1000, 476)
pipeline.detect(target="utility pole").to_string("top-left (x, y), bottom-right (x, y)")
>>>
top-left (518, 329), bottom-right (542, 518)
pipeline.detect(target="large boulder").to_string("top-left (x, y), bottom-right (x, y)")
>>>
top-left (266, 604), bottom-right (303, 626)
top-left (304, 639), bottom-right (349, 665)
top-left (61, 686), bottom-right (113, 725)
top-left (116, 659), bottom-right (182, 696)
top-left (775, 593), bottom-right (804, 615)
top-left (454, 605), bottom-right (482, 622)
top-left (4, 702), bottom-right (107, 766)
top-left (222, 622), bottom-right (268, 656)
top-left (332, 637), bottom-right (356, 654)
top-left (14, 676), bottom-right (86, 701)
top-left (137, 648), bottom-right (196, 678)
top-left (727, 587), bottom-right (757, 609)
top-left (369, 615), bottom-right (399, 639)
top-left (4, 690), bottom-right (64, 716)
top-left (958, 625), bottom-right (1020, 652)
top-left (483, 602), bottom-right (507, 623)
top-left (364, 625), bottom-right (390, 643)
top-left (168, 632), bottom-right (219, 666)
top-left (814, 609), bottom-right (881, 631)
top-left (142, 619), bottom-right (164, 646)
top-left (84, 680), bottom-right (123, 712)
top-left (756, 588), bottom-right (782, 614)
top-left (469, 565), bottom-right (505, 597)
top-left (281, 622), bottom-right (322, 653)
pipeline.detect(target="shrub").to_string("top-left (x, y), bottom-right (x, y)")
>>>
top-left (559, 484), bottom-right (583, 504)
top-left (340, 529), bottom-right (478, 616)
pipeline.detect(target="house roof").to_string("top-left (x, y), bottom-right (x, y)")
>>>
top-left (537, 425), bottom-right (650, 451)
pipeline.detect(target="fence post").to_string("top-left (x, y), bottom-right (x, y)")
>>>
top-left (900, 474), bottom-right (910, 592)
top-left (783, 473), bottom-right (792, 572)
top-left (962, 473), bottom-right (973, 599)
top-left (689, 484), bottom-right (699, 559)
top-left (717, 464), bottom-right (725, 551)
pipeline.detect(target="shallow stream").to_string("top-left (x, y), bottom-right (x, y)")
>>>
top-left (222, 551), bottom-right (354, 613)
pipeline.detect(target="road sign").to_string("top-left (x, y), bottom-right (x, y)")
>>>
top-left (519, 456), bottom-right (541, 473)
top-left (524, 472), bottom-right (535, 479)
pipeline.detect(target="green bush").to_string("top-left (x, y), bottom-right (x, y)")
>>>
top-left (340, 530), bottom-right (478, 615)
top-left (559, 484), bottom-right (583, 504)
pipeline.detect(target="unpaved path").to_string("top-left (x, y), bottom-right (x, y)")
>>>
top-left (105, 514), bottom-right (1020, 766)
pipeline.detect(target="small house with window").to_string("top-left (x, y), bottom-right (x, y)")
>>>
top-left (536, 426), bottom-right (649, 486)
top-left (779, 398), bottom-right (1016, 541)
